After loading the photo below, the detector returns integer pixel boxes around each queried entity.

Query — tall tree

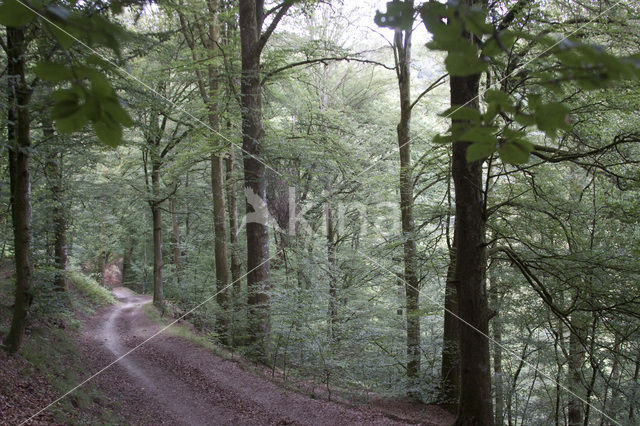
[446,0,493,421]
[238,0,294,359]
[3,25,35,354]
[392,0,421,396]
[178,0,231,344]
[142,83,189,308]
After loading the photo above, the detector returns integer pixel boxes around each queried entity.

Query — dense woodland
[2,0,640,424]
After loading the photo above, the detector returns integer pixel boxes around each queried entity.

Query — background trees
[2,1,640,424]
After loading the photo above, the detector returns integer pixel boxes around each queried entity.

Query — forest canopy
[2,0,640,425]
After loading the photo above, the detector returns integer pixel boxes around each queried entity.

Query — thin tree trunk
[490,282,504,426]
[629,348,640,422]
[4,26,34,353]
[212,151,230,344]
[100,251,106,287]
[169,194,181,284]
[393,4,421,394]
[122,240,133,288]
[208,0,231,345]
[442,162,459,407]
[239,0,272,360]
[43,120,67,291]
[151,160,163,308]
[553,314,564,426]
[326,201,338,339]
[442,240,460,404]
[568,314,585,426]
[226,150,242,292]
[449,2,493,419]
[184,171,190,265]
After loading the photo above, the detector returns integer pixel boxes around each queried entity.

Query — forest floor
[1,261,452,425]
[71,286,454,425]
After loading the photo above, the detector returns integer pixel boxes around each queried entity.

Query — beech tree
[3,24,34,354]
[238,0,295,359]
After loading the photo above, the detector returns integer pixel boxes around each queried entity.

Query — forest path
[80,287,442,425]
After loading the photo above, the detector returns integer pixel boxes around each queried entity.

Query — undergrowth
[68,270,117,307]
[0,265,122,424]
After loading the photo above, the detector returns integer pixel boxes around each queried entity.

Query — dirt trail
[79,287,451,425]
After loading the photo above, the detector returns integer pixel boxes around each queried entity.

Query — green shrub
[67,270,116,306]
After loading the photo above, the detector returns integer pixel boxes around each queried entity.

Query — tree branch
[261,56,394,85]
[257,0,295,55]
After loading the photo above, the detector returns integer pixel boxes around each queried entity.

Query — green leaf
[445,50,488,76]
[55,109,88,133]
[93,119,122,147]
[466,141,496,162]
[47,23,75,49]
[433,133,453,144]
[459,126,498,145]
[440,106,482,122]
[461,7,491,38]
[102,98,133,128]
[51,89,79,103]
[90,73,115,98]
[0,0,35,27]
[534,102,571,135]
[514,113,536,127]
[485,89,514,112]
[374,1,414,30]
[34,62,72,82]
[51,100,80,119]
[498,139,533,164]
[83,95,102,121]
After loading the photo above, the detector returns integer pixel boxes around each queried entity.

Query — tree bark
[629,348,640,422]
[151,160,163,308]
[490,281,504,426]
[394,11,421,394]
[326,201,338,339]
[442,239,460,405]
[226,151,243,292]
[208,0,231,346]
[4,26,34,354]
[43,120,67,291]
[169,194,181,284]
[568,314,585,426]
[99,251,107,286]
[122,240,134,288]
[449,5,493,419]
[212,151,230,344]
[239,0,273,360]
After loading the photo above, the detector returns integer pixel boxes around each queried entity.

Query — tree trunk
[122,240,133,288]
[629,348,640,422]
[490,282,504,426]
[212,152,230,345]
[4,26,34,354]
[43,120,67,291]
[442,239,460,405]
[169,194,181,284]
[568,315,585,426]
[208,0,231,346]
[394,13,421,394]
[226,151,243,291]
[450,24,493,423]
[442,164,459,407]
[151,160,163,308]
[326,201,338,339]
[99,251,107,286]
[239,0,272,360]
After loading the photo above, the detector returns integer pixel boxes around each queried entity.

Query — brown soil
[0,351,60,426]
[64,287,453,425]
